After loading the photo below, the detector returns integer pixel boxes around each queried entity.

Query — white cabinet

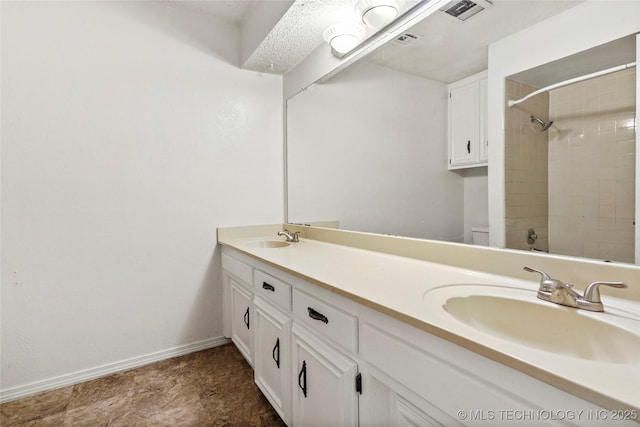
[222,252,254,366]
[448,70,488,169]
[359,369,462,427]
[394,395,447,427]
[291,325,359,427]
[221,247,628,427]
[479,76,488,163]
[292,288,357,354]
[254,269,292,311]
[224,250,360,427]
[230,279,253,365]
[254,297,292,424]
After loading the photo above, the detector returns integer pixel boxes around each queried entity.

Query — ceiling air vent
[440,0,492,21]
[393,33,420,46]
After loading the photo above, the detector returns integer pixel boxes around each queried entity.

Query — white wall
[1,1,283,399]
[488,0,640,249]
[462,168,489,244]
[287,60,464,241]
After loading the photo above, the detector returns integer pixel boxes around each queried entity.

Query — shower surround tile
[549,67,636,263]
[504,79,550,252]
[505,67,636,263]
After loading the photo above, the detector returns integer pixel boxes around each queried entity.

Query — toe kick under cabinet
[221,247,634,427]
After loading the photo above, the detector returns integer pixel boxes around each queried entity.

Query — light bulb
[362,5,398,27]
[323,22,366,54]
[355,0,405,28]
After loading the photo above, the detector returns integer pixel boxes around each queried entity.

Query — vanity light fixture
[323,0,408,56]
[323,21,367,54]
[323,0,446,58]
[355,0,405,28]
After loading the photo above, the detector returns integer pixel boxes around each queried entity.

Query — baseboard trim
[0,336,231,403]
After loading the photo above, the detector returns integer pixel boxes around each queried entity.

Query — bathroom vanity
[218,224,640,426]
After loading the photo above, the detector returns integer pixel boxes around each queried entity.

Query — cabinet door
[359,370,462,427]
[291,325,358,427]
[393,395,452,427]
[479,76,488,162]
[231,280,253,365]
[222,252,253,339]
[254,298,291,425]
[449,82,479,168]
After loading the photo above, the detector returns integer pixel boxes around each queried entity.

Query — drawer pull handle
[272,338,280,369]
[467,140,471,153]
[262,282,275,292]
[307,307,329,324]
[243,307,250,329]
[298,360,307,397]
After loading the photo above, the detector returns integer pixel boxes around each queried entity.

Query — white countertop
[218,226,640,413]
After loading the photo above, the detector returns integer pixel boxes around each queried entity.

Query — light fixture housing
[322,22,366,54]
[355,0,405,28]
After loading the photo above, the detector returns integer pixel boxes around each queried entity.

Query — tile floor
[1,343,286,426]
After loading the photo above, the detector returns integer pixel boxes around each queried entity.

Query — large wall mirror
[286,0,639,264]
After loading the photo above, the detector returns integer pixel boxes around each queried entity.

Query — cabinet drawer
[222,253,253,285]
[254,270,292,311]
[293,289,357,353]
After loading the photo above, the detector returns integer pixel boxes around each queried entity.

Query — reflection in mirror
[287,59,467,241]
[286,1,635,259]
[504,35,636,263]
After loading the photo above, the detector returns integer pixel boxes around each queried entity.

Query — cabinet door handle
[272,338,280,369]
[262,282,275,292]
[467,140,471,154]
[298,360,307,398]
[243,307,250,329]
[307,307,329,324]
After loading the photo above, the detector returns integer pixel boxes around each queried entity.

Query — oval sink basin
[244,240,291,248]
[425,285,640,364]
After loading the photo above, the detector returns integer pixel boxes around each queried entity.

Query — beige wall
[548,68,636,263]
[504,80,550,251]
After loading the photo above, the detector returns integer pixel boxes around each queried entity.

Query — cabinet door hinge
[355,373,362,394]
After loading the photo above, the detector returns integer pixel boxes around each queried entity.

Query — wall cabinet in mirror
[448,70,488,169]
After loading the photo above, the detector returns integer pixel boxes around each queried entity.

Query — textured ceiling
[167,0,361,74]
[242,0,359,74]
[166,0,586,81]
[366,0,585,84]
[168,0,421,75]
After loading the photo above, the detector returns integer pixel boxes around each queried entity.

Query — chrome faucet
[523,266,627,312]
[278,229,300,243]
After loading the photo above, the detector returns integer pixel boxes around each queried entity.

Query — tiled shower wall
[504,80,550,251]
[548,68,636,263]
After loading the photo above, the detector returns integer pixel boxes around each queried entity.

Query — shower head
[531,115,553,131]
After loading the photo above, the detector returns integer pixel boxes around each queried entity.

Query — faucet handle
[524,266,554,289]
[523,266,551,281]
[277,229,300,242]
[523,266,573,295]
[583,281,627,303]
